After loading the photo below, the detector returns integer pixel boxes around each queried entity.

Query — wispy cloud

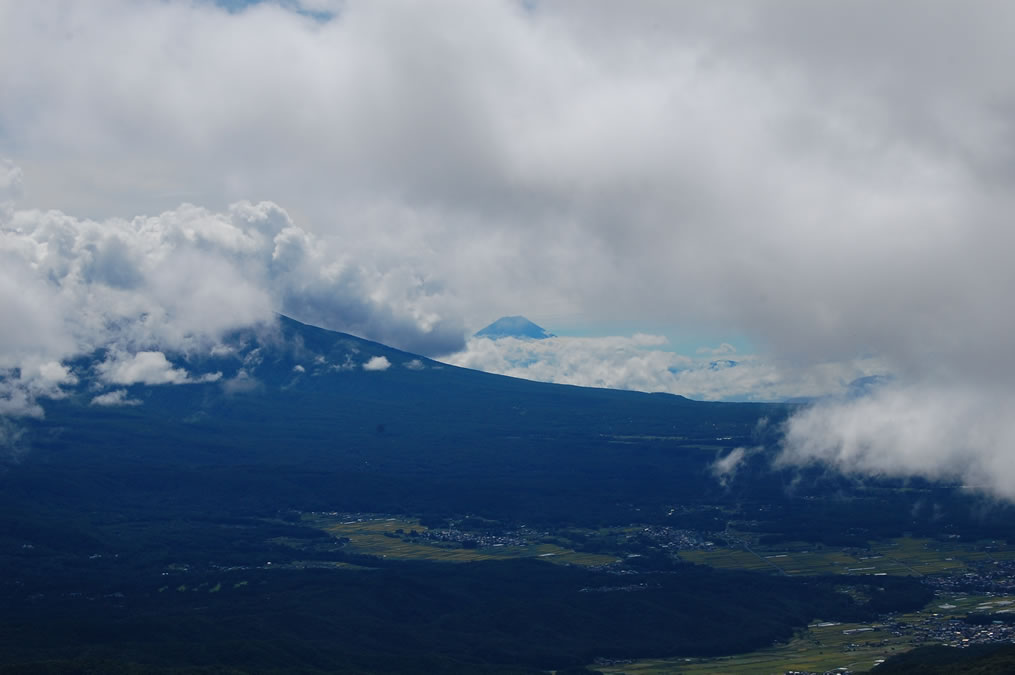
[0,417,29,462]
[91,389,142,407]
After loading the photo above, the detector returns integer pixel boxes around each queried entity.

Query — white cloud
[0,183,464,415]
[1,195,463,359]
[779,383,1015,500]
[289,0,344,15]
[96,350,220,386]
[38,361,78,386]
[0,159,22,213]
[221,368,261,395]
[1,2,1015,494]
[98,351,193,385]
[444,335,885,402]
[4,1,1008,363]
[711,447,760,488]
[0,382,44,419]
[3,2,1013,370]
[91,389,142,407]
[2,1,1008,381]
[0,417,28,461]
[362,355,391,372]
[0,357,81,418]
[697,343,737,356]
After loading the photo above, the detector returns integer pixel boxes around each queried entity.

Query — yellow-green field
[678,548,776,573]
[297,518,1015,674]
[597,536,1015,675]
[596,593,1015,675]
[595,619,907,675]
[680,537,1015,577]
[308,515,619,567]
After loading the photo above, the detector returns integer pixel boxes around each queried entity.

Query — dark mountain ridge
[8,314,779,525]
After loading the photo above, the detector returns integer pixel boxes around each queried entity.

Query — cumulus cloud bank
[0,180,461,417]
[446,335,885,402]
[779,384,1015,499]
[2,2,1015,495]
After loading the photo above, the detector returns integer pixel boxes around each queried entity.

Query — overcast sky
[3,1,1015,495]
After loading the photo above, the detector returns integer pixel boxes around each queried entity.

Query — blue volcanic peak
[474,316,555,340]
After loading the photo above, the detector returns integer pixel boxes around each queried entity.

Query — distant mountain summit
[474,316,555,340]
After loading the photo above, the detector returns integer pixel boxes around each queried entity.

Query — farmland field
[598,591,1015,675]
[680,537,1015,577]
[597,537,1015,674]
[309,514,620,566]
[596,618,913,675]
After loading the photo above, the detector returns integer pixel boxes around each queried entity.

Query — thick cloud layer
[0,188,461,416]
[780,384,1015,499]
[3,1,1011,371]
[2,2,1015,494]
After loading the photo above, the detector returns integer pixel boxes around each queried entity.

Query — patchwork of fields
[598,592,1015,675]
[680,537,1015,577]
[298,515,1015,673]
[310,515,619,567]
[603,538,1015,674]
